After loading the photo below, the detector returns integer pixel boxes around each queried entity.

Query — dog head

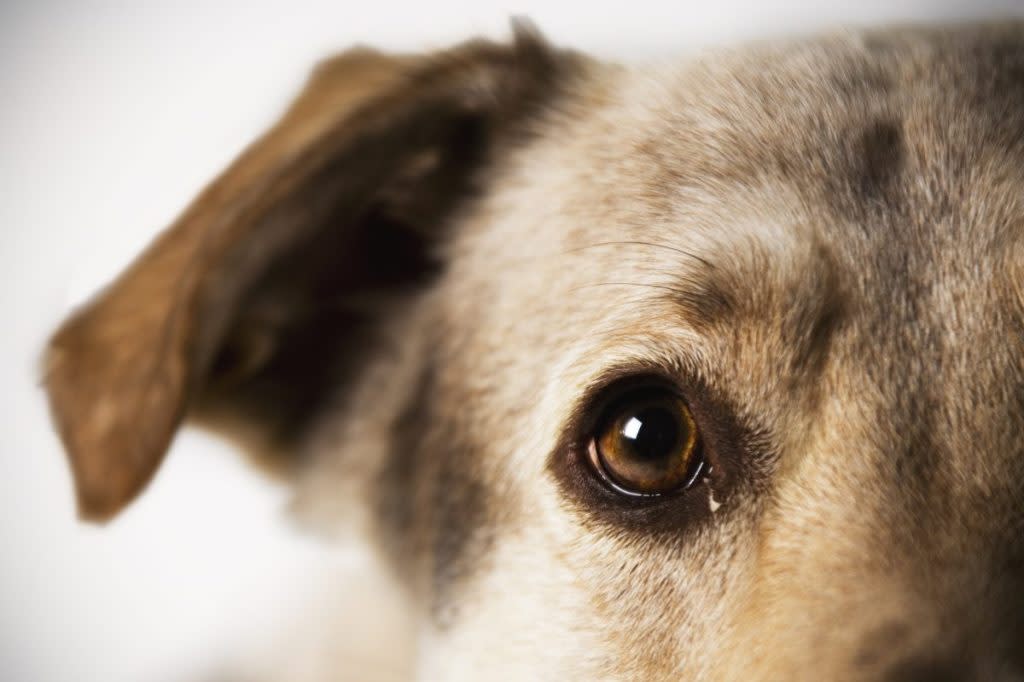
[43,21,1024,680]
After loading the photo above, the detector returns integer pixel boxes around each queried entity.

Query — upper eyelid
[559,329,710,392]
[562,360,706,443]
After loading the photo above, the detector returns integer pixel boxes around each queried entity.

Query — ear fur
[43,22,579,521]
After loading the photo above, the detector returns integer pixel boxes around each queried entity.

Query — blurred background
[2,1,1021,680]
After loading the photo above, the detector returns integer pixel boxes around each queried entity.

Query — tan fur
[43,21,1024,681]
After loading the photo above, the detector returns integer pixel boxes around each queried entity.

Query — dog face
[44,21,1024,681]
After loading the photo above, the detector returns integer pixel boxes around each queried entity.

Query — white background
[3,2,1021,680]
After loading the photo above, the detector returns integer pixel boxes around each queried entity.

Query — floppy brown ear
[43,23,579,522]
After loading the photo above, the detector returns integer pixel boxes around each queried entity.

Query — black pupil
[619,404,682,462]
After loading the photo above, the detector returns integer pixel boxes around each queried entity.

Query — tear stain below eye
[703,477,722,512]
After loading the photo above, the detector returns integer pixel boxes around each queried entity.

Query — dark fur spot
[785,244,848,382]
[856,120,904,200]
[377,352,497,627]
[820,118,906,227]
[670,263,739,329]
[854,620,912,669]
[430,449,492,626]
[376,364,434,556]
[883,656,969,682]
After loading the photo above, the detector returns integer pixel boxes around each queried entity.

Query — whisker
[564,240,714,269]
[569,281,700,298]
[568,280,731,321]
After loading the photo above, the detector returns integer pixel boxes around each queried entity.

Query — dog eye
[588,388,705,496]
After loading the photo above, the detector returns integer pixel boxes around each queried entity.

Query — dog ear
[43,23,578,522]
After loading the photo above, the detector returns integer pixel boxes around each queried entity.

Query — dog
[42,19,1024,681]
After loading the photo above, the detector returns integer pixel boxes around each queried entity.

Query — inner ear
[196,117,490,466]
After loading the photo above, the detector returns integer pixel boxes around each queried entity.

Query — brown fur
[43,20,1024,681]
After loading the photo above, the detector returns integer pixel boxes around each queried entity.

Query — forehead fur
[444,21,1024,451]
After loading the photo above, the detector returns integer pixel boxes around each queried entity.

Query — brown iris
[589,389,703,495]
